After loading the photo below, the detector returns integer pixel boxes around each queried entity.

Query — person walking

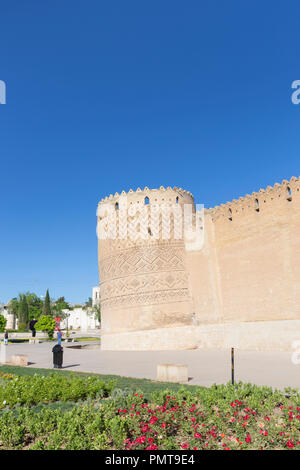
[29,318,37,337]
[56,329,62,346]
[4,330,8,345]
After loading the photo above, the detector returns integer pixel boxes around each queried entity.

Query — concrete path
[1,342,299,390]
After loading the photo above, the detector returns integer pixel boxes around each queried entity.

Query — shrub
[0,373,117,408]
[17,322,27,332]
[0,379,299,450]
[35,315,56,339]
[0,314,7,333]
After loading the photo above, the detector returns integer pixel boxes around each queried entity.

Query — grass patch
[75,338,99,342]
[0,364,202,398]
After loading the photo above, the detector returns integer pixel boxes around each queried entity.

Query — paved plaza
[1,341,300,390]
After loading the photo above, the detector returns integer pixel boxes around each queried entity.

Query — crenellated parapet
[98,176,300,351]
[207,176,300,223]
[97,186,197,255]
[98,186,194,207]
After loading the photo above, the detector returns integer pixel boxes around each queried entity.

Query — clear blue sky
[1,1,299,304]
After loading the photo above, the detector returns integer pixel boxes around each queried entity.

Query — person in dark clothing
[4,330,8,345]
[29,319,38,337]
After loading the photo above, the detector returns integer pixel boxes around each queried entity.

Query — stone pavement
[1,341,299,390]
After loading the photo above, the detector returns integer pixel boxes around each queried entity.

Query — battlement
[98,175,300,351]
[207,176,300,222]
[98,186,194,207]
[97,176,300,229]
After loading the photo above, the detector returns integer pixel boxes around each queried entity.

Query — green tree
[84,300,101,324]
[7,294,43,326]
[0,314,7,332]
[93,303,101,324]
[7,298,19,317]
[85,297,93,308]
[42,289,51,316]
[52,297,73,325]
[25,292,43,321]
[17,295,29,330]
[35,315,56,339]
[53,297,71,314]
[55,297,70,308]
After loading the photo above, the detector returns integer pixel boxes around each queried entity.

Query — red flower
[149,416,158,425]
[194,433,202,438]
[287,441,294,448]
[245,434,251,444]
[181,443,189,449]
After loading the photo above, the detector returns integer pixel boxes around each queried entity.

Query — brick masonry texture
[97,179,300,351]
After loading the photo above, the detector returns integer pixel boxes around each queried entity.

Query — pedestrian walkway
[1,342,299,390]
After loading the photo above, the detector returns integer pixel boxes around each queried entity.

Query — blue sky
[1,1,300,304]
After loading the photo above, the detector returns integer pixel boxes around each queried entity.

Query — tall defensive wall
[97,178,300,351]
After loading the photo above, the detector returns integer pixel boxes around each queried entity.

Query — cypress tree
[43,289,52,316]
[18,295,29,327]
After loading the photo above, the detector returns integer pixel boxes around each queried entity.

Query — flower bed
[119,389,300,450]
[0,380,299,450]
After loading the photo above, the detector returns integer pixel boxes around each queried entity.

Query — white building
[92,286,100,306]
[60,307,99,331]
[60,287,100,331]
[0,305,16,330]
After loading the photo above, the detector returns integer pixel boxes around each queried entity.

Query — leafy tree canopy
[8,293,43,324]
[35,315,56,339]
[6,291,74,324]
[84,297,93,309]
[0,314,7,332]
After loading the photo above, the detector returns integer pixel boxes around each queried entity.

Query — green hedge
[0,377,299,450]
[0,372,116,408]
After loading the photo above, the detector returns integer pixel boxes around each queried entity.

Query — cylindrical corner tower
[97,186,195,350]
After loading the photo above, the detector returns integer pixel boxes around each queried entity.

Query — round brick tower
[97,186,195,350]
